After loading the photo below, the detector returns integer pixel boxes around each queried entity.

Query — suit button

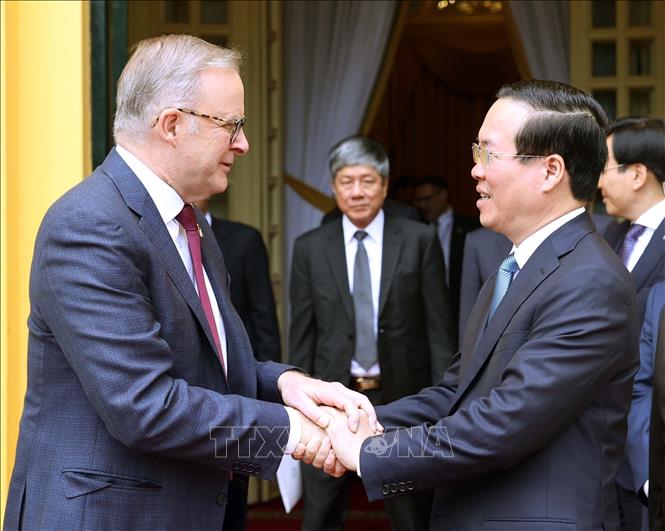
[398,481,406,492]
[382,484,390,495]
[379,328,385,334]
[406,481,415,491]
[348,333,353,340]
[216,493,227,506]
[390,484,398,493]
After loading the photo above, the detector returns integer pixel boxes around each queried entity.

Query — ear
[153,109,181,146]
[541,154,565,193]
[631,163,649,191]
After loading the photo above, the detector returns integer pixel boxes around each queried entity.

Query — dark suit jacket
[458,227,512,343]
[446,213,480,345]
[321,198,420,225]
[4,149,293,531]
[289,215,455,402]
[649,303,665,530]
[209,217,281,363]
[627,282,665,498]
[360,213,639,530]
[606,217,665,490]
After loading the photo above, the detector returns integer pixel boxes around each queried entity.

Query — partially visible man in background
[413,175,479,340]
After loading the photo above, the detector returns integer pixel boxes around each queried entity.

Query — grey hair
[328,136,390,180]
[113,34,242,141]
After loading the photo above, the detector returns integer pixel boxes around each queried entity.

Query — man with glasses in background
[4,34,379,531]
[324,80,639,531]
[600,117,665,531]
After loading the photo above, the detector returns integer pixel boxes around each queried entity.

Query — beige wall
[1,0,90,520]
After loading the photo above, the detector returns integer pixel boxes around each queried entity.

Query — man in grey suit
[326,80,639,530]
[4,34,377,531]
[290,136,455,531]
[601,117,665,531]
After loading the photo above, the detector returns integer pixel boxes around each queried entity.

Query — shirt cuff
[283,406,302,455]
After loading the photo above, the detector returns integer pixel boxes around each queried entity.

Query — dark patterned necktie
[618,223,647,266]
[176,204,226,375]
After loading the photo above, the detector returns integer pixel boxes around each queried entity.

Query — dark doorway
[369,1,522,218]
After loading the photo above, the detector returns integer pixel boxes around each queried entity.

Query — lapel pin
[197,224,204,238]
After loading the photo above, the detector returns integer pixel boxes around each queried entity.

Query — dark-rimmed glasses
[472,143,545,167]
[151,108,246,144]
[178,108,245,143]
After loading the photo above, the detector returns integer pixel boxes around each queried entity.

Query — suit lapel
[631,218,665,291]
[379,217,404,316]
[200,213,253,395]
[452,214,595,407]
[325,222,354,321]
[102,150,229,388]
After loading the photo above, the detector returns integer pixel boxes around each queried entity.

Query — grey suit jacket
[289,215,455,402]
[4,149,293,530]
[360,213,639,530]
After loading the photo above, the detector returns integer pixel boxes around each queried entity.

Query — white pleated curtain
[283,0,397,334]
[509,0,570,83]
[282,1,570,338]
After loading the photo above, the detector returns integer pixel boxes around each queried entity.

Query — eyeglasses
[151,108,246,144]
[178,108,246,143]
[472,143,544,167]
[601,164,627,174]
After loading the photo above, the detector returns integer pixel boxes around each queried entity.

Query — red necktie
[176,204,226,375]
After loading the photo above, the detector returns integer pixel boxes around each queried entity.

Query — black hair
[607,117,665,183]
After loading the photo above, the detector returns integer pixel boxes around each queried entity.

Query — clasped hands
[277,371,382,477]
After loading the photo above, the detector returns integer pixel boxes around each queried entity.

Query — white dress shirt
[343,210,384,378]
[625,198,665,272]
[115,145,300,452]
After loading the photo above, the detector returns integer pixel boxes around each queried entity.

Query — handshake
[277,370,384,477]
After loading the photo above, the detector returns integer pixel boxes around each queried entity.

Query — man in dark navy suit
[326,80,639,531]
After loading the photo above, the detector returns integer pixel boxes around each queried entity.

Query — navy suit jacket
[4,149,293,530]
[649,303,665,529]
[209,217,281,363]
[606,217,665,490]
[627,282,665,493]
[360,213,639,531]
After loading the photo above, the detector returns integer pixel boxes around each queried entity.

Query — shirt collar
[633,198,665,231]
[512,207,585,269]
[342,209,385,245]
[115,144,185,224]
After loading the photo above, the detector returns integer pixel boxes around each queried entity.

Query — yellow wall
[1,0,90,520]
